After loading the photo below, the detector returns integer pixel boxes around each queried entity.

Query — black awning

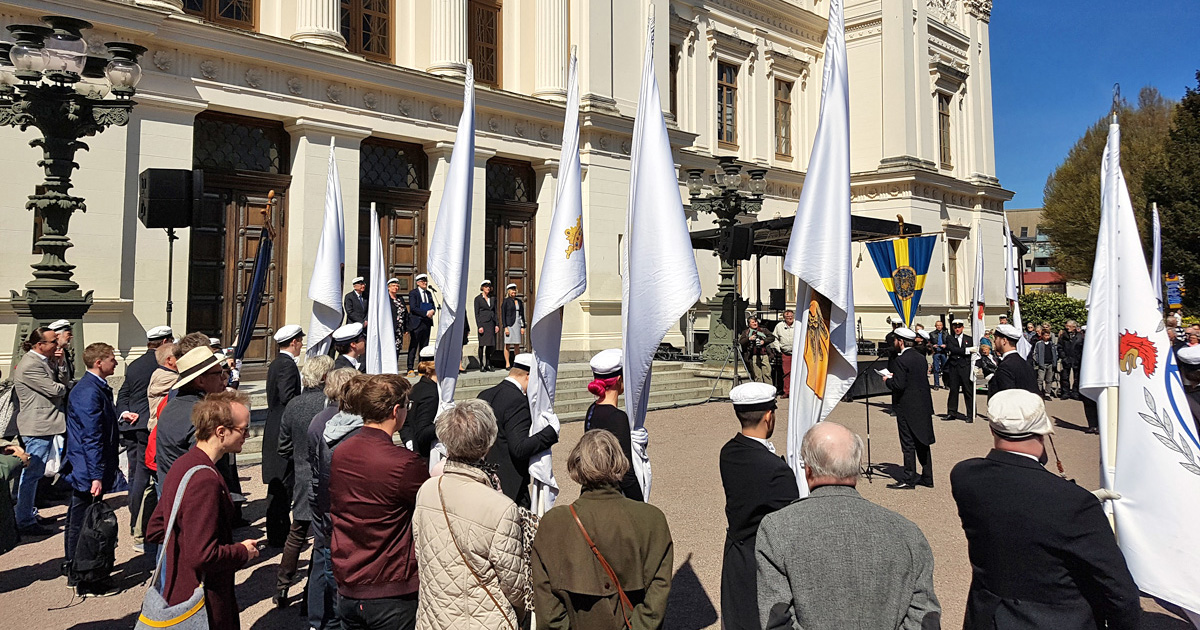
[690,215,922,258]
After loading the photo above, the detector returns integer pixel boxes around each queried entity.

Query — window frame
[340,0,392,63]
[468,0,502,88]
[668,43,680,119]
[183,0,256,30]
[717,61,739,149]
[937,91,953,170]
[774,78,794,159]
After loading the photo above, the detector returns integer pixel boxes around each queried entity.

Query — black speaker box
[769,288,786,311]
[719,225,754,261]
[138,169,203,229]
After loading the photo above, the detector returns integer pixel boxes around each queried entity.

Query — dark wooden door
[484,209,536,351]
[356,191,430,294]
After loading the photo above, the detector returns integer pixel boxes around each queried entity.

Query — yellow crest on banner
[804,292,833,398]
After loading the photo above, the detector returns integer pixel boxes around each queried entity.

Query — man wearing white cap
[264,324,305,547]
[343,277,368,325]
[719,382,798,630]
[1176,345,1200,436]
[951,390,1140,629]
[988,325,1039,399]
[48,319,76,386]
[115,325,172,546]
[945,319,976,422]
[332,323,367,373]
[406,274,436,374]
[882,327,935,490]
[478,353,559,509]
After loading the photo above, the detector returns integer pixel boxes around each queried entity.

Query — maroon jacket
[146,446,250,629]
[330,426,429,599]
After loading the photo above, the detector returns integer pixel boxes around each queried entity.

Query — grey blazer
[757,485,941,630]
[12,351,67,437]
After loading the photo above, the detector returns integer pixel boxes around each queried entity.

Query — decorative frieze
[966,0,992,22]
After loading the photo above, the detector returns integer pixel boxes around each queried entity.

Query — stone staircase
[234,360,726,463]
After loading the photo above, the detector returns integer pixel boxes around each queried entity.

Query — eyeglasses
[224,425,248,437]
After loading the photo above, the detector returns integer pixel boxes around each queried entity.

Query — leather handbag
[570,504,634,629]
[135,465,215,629]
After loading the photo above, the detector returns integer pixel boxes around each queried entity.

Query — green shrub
[1018,292,1089,332]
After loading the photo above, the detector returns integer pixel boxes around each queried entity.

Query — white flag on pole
[365,202,398,375]
[783,0,857,496]
[1095,118,1200,624]
[307,138,345,357]
[428,63,476,410]
[1003,213,1031,358]
[1152,202,1163,312]
[621,14,702,501]
[527,49,585,513]
[970,223,985,383]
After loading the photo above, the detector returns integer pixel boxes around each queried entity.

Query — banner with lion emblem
[865,235,937,328]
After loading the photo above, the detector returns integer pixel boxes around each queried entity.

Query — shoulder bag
[570,504,634,630]
[135,465,217,630]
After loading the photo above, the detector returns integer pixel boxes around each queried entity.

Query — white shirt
[280,348,300,364]
[1001,350,1019,360]
[27,349,49,364]
[773,321,795,352]
[1005,450,1041,463]
[344,355,360,369]
[744,434,776,454]
[505,375,527,394]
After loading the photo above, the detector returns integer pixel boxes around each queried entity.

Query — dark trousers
[1062,362,1081,396]
[945,364,975,420]
[277,518,311,589]
[120,430,151,533]
[406,326,431,371]
[897,418,932,484]
[64,489,96,564]
[337,593,418,630]
[477,343,494,370]
[931,353,947,388]
[309,526,340,629]
[1083,396,1099,429]
[265,478,292,547]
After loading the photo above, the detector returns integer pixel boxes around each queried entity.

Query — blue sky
[990,0,1199,209]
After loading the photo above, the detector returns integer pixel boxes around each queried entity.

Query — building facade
[1007,207,1089,299]
[0,0,1011,370]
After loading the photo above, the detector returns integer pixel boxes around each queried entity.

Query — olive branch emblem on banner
[1139,387,1200,477]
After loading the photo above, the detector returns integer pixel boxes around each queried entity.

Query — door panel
[231,193,283,365]
[186,191,230,340]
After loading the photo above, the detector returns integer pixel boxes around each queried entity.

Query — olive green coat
[532,485,673,630]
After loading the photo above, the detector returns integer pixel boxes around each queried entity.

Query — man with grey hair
[756,422,940,630]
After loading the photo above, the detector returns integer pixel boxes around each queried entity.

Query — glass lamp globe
[9,42,47,72]
[44,31,87,75]
[105,57,141,89]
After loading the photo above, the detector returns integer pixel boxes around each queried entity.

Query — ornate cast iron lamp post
[687,156,767,367]
[0,16,144,369]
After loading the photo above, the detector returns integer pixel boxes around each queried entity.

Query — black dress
[584,403,644,501]
[474,294,498,347]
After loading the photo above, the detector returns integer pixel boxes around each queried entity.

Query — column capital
[422,142,496,163]
[284,117,373,142]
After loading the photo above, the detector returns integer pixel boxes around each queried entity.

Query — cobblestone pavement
[0,388,1192,629]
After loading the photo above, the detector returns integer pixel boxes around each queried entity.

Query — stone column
[429,0,468,77]
[533,0,569,101]
[292,0,347,50]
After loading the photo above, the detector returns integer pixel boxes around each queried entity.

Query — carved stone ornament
[967,0,992,21]
[430,104,444,122]
[621,139,630,154]
[398,98,411,116]
[327,83,344,104]
[514,121,526,138]
[244,68,264,89]
[539,126,549,141]
[488,116,499,132]
[287,76,303,95]
[927,0,957,24]
[598,136,608,150]
[363,92,379,110]
[198,60,219,80]
[152,50,172,72]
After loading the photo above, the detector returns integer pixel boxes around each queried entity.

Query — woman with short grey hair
[532,430,674,629]
[413,398,529,629]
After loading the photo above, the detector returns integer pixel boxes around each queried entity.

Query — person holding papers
[881,327,935,490]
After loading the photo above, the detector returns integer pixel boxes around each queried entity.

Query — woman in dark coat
[474,280,499,372]
[146,391,260,629]
[408,346,441,459]
[501,283,526,369]
[583,349,643,501]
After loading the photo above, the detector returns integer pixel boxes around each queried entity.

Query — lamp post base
[9,288,92,377]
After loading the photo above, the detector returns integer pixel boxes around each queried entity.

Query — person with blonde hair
[408,345,440,458]
[532,430,673,629]
[413,399,528,629]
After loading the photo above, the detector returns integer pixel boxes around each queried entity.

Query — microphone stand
[854,351,892,483]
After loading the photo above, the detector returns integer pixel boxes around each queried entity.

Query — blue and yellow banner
[865,235,937,328]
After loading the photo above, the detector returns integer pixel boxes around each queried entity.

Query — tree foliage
[1019,291,1088,332]
[1144,72,1200,312]
[1040,87,1174,282]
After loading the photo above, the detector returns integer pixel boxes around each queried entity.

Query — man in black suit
[331,323,367,373]
[407,273,436,375]
[1057,320,1084,399]
[951,389,1140,630]
[945,319,976,422]
[719,382,799,630]
[343,277,368,324]
[114,325,172,547]
[478,353,559,509]
[882,327,935,490]
[264,324,304,547]
[989,324,1039,399]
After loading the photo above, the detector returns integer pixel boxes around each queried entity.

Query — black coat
[343,290,368,324]
[951,450,1140,630]
[264,354,301,484]
[946,332,974,369]
[277,388,327,522]
[115,349,158,433]
[988,351,1040,399]
[407,287,435,332]
[1058,331,1084,365]
[408,376,440,459]
[474,294,499,347]
[719,433,799,630]
[479,379,558,509]
[501,296,525,328]
[885,348,935,445]
[333,354,365,373]
[584,403,643,501]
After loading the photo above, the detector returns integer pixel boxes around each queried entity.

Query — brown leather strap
[570,504,633,629]
[439,476,517,630]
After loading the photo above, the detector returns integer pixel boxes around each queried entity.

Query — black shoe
[940,414,955,421]
[917,479,935,488]
[273,586,290,608]
[76,581,120,598]
[886,481,916,490]
[1086,427,1100,435]
[964,418,974,424]
[18,523,52,537]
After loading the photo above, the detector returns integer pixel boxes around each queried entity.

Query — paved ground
[0,387,1193,629]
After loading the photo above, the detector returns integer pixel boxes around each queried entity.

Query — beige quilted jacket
[414,461,528,630]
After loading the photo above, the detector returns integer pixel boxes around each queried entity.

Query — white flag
[307,138,345,357]
[365,203,398,375]
[428,63,476,409]
[1003,213,1031,358]
[527,49,585,513]
[1096,119,1200,623]
[621,15,702,501]
[783,0,857,496]
[970,223,985,382]
[1152,202,1162,312]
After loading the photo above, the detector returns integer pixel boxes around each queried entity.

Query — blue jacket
[407,287,435,331]
[64,372,120,493]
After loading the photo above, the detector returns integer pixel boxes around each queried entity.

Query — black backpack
[72,500,118,583]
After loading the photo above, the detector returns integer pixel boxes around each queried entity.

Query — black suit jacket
[343,290,368,324]
[264,354,301,484]
[407,287,435,332]
[988,351,1040,399]
[885,348,935,445]
[115,350,158,433]
[479,379,558,509]
[946,332,974,369]
[951,450,1140,630]
[719,433,799,630]
[333,354,365,373]
[407,376,440,459]
[1058,331,1084,365]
